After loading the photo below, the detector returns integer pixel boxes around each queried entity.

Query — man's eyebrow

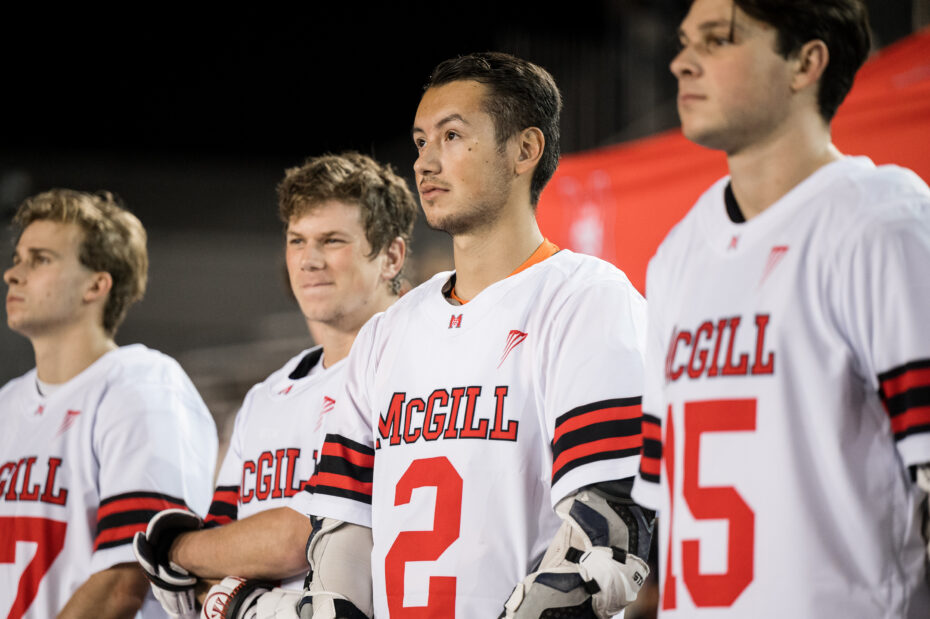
[412,113,469,136]
[678,19,742,39]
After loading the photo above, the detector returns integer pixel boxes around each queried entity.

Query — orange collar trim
[449,239,559,305]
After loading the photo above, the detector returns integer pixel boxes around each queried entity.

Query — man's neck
[307,290,397,368]
[450,203,544,302]
[31,324,116,384]
[727,114,842,220]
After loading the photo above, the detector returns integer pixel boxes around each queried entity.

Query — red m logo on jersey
[449,314,463,329]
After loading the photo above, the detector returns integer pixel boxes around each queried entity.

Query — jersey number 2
[663,398,756,609]
[0,516,67,619]
[385,456,463,618]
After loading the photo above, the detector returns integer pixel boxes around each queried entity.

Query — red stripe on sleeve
[552,435,643,479]
[96,497,186,521]
[642,419,661,441]
[93,523,146,550]
[882,367,930,400]
[639,456,661,476]
[204,515,234,526]
[890,405,930,435]
[314,472,372,497]
[553,404,643,444]
[320,442,375,469]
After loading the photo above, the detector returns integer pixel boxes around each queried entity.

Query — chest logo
[728,235,739,251]
[759,245,789,287]
[315,396,336,431]
[449,314,463,329]
[498,330,528,368]
[56,409,81,437]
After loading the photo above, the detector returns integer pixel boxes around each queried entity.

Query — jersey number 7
[1,516,68,619]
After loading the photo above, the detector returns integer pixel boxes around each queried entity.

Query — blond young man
[1,190,216,618]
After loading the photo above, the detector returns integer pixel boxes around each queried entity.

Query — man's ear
[83,271,113,304]
[791,39,829,93]
[514,127,545,177]
[381,237,406,283]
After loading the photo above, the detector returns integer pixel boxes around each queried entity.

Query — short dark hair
[734,0,871,122]
[13,189,148,336]
[426,52,563,206]
[276,152,418,294]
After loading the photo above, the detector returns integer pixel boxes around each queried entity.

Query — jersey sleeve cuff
[897,433,930,469]
[299,493,373,528]
[550,457,641,506]
[631,475,661,511]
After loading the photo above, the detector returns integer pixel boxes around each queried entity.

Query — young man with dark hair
[132,153,416,619]
[632,1,930,617]
[284,52,653,619]
[1,189,216,618]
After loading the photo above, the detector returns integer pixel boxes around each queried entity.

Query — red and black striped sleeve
[638,412,662,485]
[551,397,643,486]
[878,358,930,442]
[95,491,189,551]
[311,434,374,505]
[204,485,239,528]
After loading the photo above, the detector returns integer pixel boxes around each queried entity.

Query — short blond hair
[13,189,148,336]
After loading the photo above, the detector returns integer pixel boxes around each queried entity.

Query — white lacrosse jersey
[0,344,217,619]
[300,248,647,617]
[632,157,930,618]
[206,347,343,590]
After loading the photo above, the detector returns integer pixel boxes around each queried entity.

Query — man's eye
[446,131,459,140]
[288,238,304,246]
[414,138,426,149]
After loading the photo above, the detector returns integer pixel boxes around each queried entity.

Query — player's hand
[132,508,204,619]
[200,577,305,619]
[500,548,649,619]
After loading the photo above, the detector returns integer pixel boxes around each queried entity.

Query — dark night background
[1,0,925,424]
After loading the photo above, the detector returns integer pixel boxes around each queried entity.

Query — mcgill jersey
[0,344,216,619]
[296,248,647,618]
[206,347,342,590]
[632,157,930,618]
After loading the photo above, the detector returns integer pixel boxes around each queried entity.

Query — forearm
[171,507,312,580]
[58,563,149,619]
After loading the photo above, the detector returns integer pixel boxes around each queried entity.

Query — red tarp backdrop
[537,28,930,293]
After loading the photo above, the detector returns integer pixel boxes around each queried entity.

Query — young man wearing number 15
[632,1,930,617]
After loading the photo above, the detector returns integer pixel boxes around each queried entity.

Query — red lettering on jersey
[687,322,714,379]
[255,452,274,500]
[669,314,775,382]
[667,331,692,382]
[271,449,286,499]
[403,398,425,444]
[0,462,14,497]
[751,314,775,375]
[241,462,256,503]
[18,457,41,501]
[444,388,465,439]
[423,390,449,441]
[40,458,68,506]
[283,448,303,498]
[489,386,518,441]
[707,318,728,377]
[458,386,489,439]
[449,314,462,329]
[721,317,749,376]
[379,393,406,446]
[4,460,22,501]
